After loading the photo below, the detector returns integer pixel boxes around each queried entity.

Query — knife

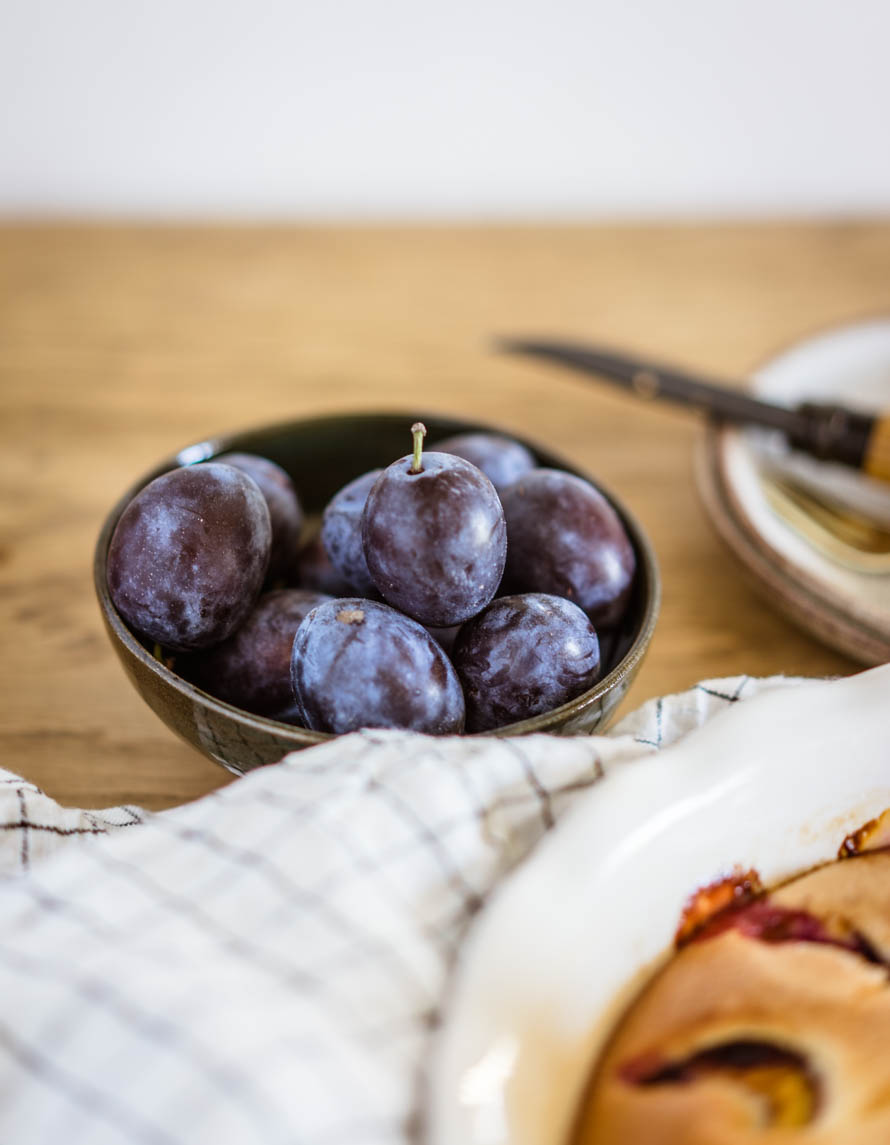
[500,337,890,484]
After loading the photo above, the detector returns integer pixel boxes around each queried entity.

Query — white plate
[709,318,890,653]
[427,663,890,1145]
[738,317,890,528]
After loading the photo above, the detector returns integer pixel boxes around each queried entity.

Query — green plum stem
[410,421,427,473]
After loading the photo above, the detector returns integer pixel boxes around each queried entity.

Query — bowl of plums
[94,413,659,773]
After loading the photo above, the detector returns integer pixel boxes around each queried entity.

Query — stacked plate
[695,317,890,664]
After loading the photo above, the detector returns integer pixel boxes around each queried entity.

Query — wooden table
[2,224,887,810]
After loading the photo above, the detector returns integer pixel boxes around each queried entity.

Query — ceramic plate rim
[703,316,890,657]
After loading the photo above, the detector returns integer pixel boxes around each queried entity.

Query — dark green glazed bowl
[94,413,660,774]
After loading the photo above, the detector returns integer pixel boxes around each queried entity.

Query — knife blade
[499,337,890,483]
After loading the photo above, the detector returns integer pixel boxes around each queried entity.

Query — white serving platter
[427,663,890,1145]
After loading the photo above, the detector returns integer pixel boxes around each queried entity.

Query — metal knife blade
[498,337,810,437]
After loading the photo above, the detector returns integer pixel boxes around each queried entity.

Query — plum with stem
[362,423,507,627]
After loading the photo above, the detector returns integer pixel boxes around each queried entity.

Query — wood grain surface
[2,223,888,810]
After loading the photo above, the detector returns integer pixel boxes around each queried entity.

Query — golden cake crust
[573,851,890,1145]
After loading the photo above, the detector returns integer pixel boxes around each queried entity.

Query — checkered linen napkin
[0,675,802,1145]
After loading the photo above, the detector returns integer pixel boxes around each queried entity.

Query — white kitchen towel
[0,674,805,1145]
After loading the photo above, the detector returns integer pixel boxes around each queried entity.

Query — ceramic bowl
[427,662,890,1145]
[94,412,660,774]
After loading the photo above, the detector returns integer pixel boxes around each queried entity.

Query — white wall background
[2,0,889,217]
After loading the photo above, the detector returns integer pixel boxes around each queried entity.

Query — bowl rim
[94,410,661,746]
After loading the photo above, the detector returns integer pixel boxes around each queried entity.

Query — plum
[291,598,465,735]
[320,469,382,597]
[188,589,330,721]
[216,452,303,584]
[452,593,601,731]
[499,468,636,627]
[432,431,536,490]
[107,463,271,650]
[362,424,507,627]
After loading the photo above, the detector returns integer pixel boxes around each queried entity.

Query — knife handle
[864,416,890,482]
[792,403,890,483]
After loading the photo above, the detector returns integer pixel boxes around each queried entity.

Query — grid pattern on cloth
[0,675,800,1145]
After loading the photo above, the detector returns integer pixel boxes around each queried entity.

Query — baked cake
[573,844,890,1143]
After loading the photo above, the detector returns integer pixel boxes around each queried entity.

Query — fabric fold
[0,675,801,1144]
